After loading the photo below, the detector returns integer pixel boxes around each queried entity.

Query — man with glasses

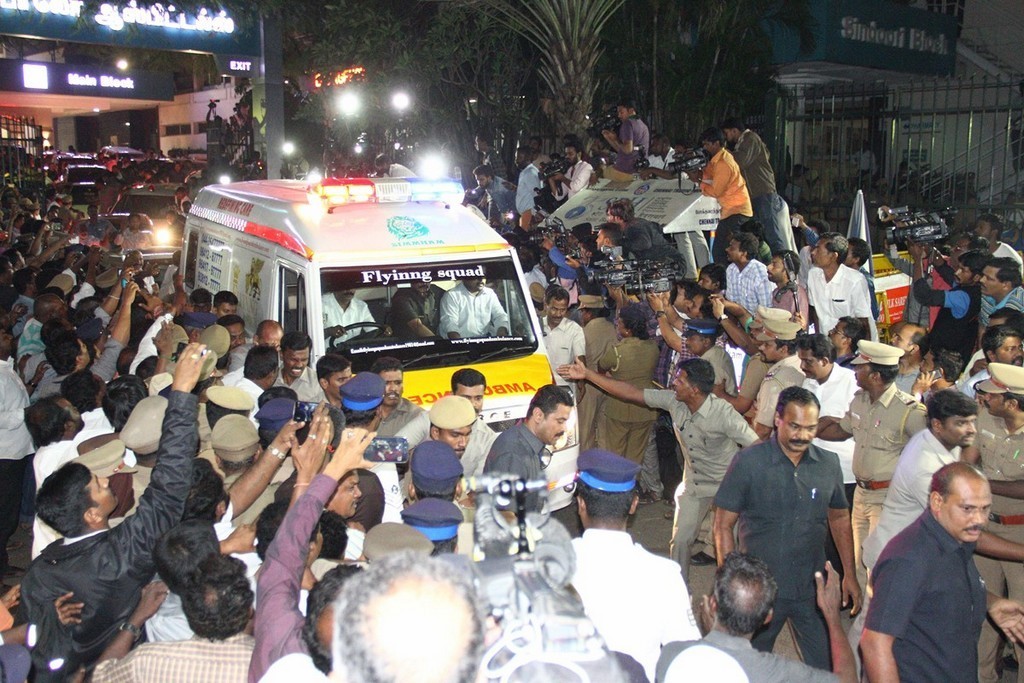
[960,325,1024,400]
[559,357,756,580]
[828,317,868,369]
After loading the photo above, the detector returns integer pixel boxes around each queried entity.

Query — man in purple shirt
[249,409,375,682]
[603,99,649,181]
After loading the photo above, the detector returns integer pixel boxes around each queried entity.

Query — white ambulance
[182,176,578,509]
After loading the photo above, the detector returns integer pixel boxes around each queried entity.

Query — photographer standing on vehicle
[472,165,516,230]
[515,147,545,230]
[547,136,593,202]
[720,118,793,255]
[602,99,650,182]
[687,128,753,265]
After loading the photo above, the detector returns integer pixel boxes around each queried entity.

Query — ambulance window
[280,266,307,334]
[183,230,199,287]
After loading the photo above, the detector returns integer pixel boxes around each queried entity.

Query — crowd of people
[1,106,1024,683]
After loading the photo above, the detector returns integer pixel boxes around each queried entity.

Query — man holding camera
[602,99,649,182]
[515,147,545,230]
[547,136,593,202]
[687,128,753,265]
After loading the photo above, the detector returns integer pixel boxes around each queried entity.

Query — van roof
[189,178,510,262]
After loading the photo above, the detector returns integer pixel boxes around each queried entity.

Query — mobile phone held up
[363,436,410,463]
[293,401,319,423]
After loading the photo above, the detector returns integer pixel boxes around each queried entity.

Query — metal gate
[772,78,1024,241]
[0,114,45,191]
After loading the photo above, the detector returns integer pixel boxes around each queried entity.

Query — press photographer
[602,198,686,272]
[546,136,593,202]
[601,99,650,182]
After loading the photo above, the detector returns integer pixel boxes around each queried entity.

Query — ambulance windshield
[318,257,539,367]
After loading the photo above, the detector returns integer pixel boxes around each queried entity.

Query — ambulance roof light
[308,177,378,209]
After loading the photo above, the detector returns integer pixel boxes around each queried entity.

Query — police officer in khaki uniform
[817,339,927,587]
[598,305,660,465]
[752,317,806,439]
[972,363,1024,683]
[715,305,792,416]
[212,414,277,527]
[578,295,617,450]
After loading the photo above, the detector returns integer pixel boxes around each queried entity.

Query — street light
[116,59,128,70]
[391,91,410,113]
[337,91,361,117]
[354,143,364,155]
[282,141,295,156]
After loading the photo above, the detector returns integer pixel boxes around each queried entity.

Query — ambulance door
[278,263,308,334]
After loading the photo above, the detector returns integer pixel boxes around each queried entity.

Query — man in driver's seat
[389,281,443,339]
[323,288,375,343]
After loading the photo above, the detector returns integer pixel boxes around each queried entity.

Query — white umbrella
[847,189,874,278]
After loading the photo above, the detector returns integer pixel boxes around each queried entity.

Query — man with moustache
[274,332,324,403]
[970,363,1024,683]
[714,387,860,670]
[816,340,927,589]
[484,384,573,511]
[371,356,425,437]
[861,462,1024,682]
[961,325,1024,400]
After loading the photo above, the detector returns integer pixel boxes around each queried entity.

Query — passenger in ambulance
[323,289,376,343]
[388,281,444,339]
[439,277,510,339]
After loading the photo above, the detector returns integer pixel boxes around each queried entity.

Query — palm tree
[462,0,625,139]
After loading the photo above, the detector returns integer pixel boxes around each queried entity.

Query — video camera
[667,148,709,175]
[526,217,574,254]
[586,108,620,139]
[539,154,572,180]
[469,475,617,679]
[878,205,953,245]
[592,258,683,295]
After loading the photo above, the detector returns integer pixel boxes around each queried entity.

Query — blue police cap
[76,316,105,343]
[254,397,296,432]
[576,449,639,493]
[340,372,385,411]
[411,440,464,491]
[684,318,721,337]
[180,311,219,330]
[400,498,462,542]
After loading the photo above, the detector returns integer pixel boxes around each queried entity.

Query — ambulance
[181,176,578,509]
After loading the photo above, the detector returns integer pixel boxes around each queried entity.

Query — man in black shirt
[714,386,859,670]
[862,462,1024,682]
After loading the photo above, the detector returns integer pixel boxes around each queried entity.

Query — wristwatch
[119,622,142,640]
[655,311,666,319]
[269,445,286,460]
[718,313,729,321]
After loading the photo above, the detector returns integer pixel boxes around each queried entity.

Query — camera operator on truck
[472,164,516,231]
[687,127,753,265]
[604,198,686,271]
[547,136,593,202]
[602,99,650,182]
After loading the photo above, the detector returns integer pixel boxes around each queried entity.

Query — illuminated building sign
[0,0,259,56]
[0,59,174,100]
[312,66,366,90]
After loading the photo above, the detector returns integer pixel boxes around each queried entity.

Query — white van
[182,176,579,509]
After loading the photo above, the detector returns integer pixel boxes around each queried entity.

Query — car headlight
[154,228,172,244]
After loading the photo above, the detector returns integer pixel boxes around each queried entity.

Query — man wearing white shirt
[547,137,593,202]
[439,277,509,339]
[0,327,33,577]
[322,289,375,343]
[224,346,279,420]
[798,334,858,487]
[515,147,545,229]
[976,213,1024,274]
[807,232,877,341]
[540,285,585,387]
[25,396,86,557]
[570,449,700,681]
